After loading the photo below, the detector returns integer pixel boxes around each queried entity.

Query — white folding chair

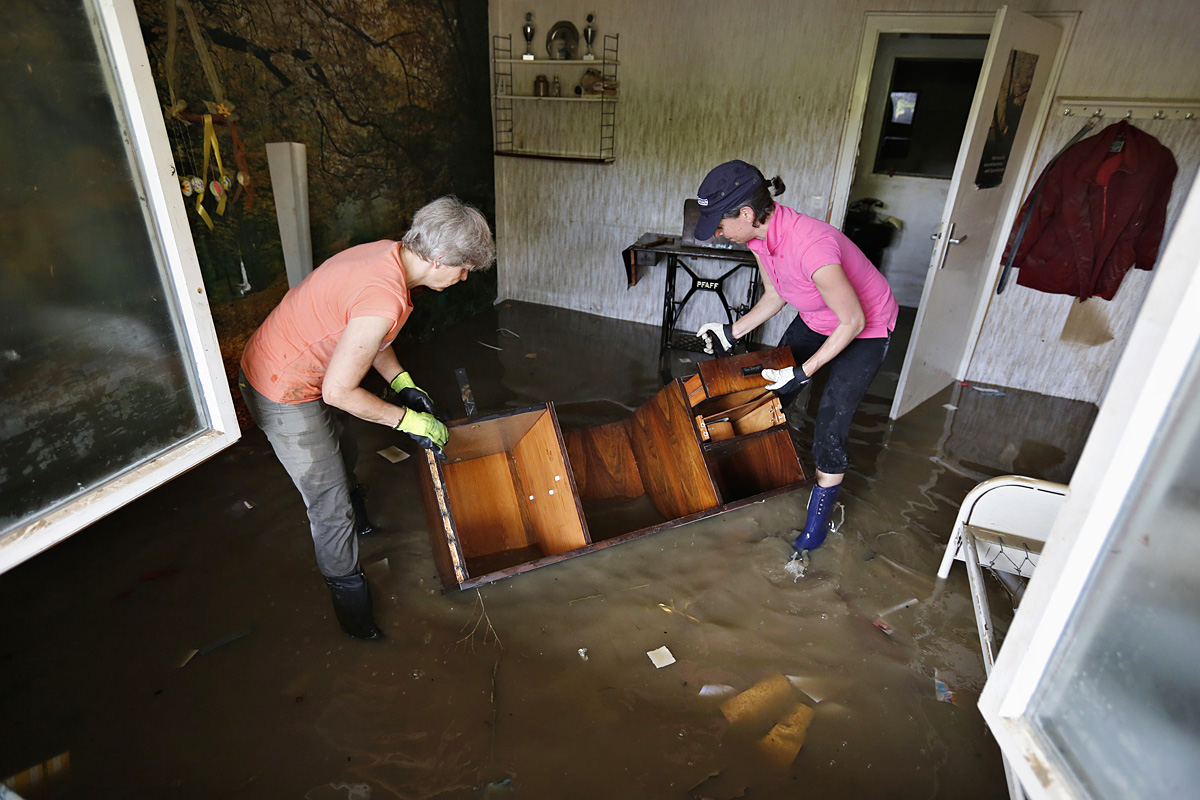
[939,475,1067,800]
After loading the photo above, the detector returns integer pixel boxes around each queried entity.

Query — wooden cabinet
[491,34,619,163]
[416,348,808,590]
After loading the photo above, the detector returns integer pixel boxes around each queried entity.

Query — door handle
[932,222,961,270]
[931,232,968,245]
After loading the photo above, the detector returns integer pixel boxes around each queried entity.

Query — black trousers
[777,316,890,475]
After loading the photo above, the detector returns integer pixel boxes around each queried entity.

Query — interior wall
[851,35,988,308]
[966,118,1200,403]
[490,0,1200,364]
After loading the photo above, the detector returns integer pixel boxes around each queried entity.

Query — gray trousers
[238,371,360,578]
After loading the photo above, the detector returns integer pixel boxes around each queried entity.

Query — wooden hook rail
[1057,97,1200,122]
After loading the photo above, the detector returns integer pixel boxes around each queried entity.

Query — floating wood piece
[416,347,808,590]
[720,673,797,732]
[757,703,816,770]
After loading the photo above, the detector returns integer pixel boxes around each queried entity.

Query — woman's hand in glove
[762,366,811,393]
[390,371,436,415]
[395,408,449,459]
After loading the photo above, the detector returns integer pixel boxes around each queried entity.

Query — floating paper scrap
[377,446,409,463]
[785,675,826,704]
[699,684,735,698]
[647,646,676,668]
[942,403,958,410]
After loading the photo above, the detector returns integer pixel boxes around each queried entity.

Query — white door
[0,0,240,573]
[889,7,1067,419]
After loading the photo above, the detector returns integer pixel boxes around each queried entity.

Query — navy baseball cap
[693,160,766,241]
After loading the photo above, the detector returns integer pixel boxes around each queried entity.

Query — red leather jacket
[1008,120,1177,300]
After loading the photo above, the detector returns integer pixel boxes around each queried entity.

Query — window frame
[0,0,240,574]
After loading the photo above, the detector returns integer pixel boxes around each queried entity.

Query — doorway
[846,34,987,308]
[829,10,1073,420]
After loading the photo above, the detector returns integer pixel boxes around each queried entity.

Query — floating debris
[658,602,699,623]
[477,341,503,351]
[647,646,676,668]
[577,648,589,661]
[377,446,409,463]
[784,550,808,581]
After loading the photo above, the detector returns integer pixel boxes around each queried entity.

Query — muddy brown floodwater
[0,301,1096,799]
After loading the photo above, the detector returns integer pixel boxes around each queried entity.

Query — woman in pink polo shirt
[694,160,898,552]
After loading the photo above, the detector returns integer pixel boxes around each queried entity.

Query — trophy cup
[582,14,596,60]
[522,13,535,60]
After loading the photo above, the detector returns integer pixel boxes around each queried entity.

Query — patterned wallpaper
[490,0,1200,401]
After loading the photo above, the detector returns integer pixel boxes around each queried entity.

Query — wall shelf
[496,58,620,66]
[494,149,614,164]
[496,94,618,103]
[492,33,619,162]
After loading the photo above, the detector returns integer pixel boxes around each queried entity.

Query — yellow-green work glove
[389,371,436,415]
[395,408,448,458]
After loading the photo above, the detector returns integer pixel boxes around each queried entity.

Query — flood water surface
[0,302,1096,799]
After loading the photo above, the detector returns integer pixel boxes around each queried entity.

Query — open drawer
[694,389,786,442]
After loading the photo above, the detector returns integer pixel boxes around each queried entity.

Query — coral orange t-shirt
[241,241,412,404]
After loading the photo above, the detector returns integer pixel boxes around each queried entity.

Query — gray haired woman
[239,196,494,639]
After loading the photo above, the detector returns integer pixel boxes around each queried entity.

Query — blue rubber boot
[794,483,842,551]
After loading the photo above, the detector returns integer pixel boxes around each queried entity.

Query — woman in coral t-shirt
[693,161,898,552]
[239,197,494,639]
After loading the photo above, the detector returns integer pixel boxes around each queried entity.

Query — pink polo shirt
[748,204,898,338]
[241,240,412,404]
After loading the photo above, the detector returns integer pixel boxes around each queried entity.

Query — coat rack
[1058,97,1199,122]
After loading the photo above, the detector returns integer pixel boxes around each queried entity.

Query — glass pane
[0,0,206,533]
[1029,344,1200,798]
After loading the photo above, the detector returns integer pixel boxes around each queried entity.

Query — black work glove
[389,371,436,415]
[395,408,448,462]
[697,322,737,356]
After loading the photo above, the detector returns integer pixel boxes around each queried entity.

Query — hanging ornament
[180,177,194,196]
[220,174,232,192]
[189,176,204,195]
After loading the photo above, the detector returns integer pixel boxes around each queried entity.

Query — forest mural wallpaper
[133,0,495,424]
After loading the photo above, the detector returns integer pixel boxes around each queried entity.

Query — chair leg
[937,524,964,580]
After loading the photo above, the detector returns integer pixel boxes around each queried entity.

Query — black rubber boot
[324,568,384,640]
[349,484,375,536]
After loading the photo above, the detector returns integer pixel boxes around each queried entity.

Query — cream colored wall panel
[967,115,1200,403]
[492,0,1199,383]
